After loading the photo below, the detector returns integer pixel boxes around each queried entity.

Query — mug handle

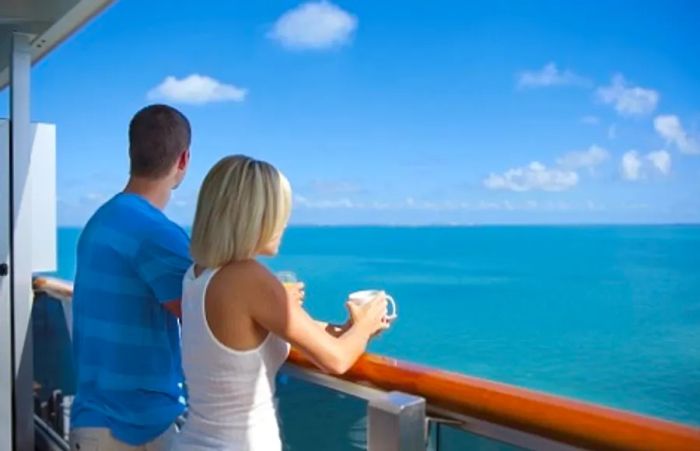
[385,294,397,320]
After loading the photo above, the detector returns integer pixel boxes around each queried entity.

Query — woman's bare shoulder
[218,259,273,281]
[211,260,284,302]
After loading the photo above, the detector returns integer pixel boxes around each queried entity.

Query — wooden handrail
[288,350,700,450]
[33,277,700,450]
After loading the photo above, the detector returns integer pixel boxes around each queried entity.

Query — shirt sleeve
[135,223,192,304]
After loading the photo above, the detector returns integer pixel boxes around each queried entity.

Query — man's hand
[163,299,182,319]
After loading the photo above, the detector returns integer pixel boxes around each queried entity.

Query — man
[70,104,192,450]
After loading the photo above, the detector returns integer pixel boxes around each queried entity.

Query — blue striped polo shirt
[71,193,191,445]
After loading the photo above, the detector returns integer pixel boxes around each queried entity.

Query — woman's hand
[345,292,390,337]
[284,282,305,305]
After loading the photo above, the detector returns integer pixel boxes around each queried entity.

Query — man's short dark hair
[128,104,191,178]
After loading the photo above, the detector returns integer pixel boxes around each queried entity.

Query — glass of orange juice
[276,271,298,287]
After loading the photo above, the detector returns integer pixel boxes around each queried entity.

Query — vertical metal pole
[368,391,426,451]
[10,31,34,451]
[1,119,13,451]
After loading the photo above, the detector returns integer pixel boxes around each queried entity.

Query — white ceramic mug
[348,290,397,321]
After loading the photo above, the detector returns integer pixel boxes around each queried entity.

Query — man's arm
[135,224,192,319]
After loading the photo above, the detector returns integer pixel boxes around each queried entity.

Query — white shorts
[69,423,177,451]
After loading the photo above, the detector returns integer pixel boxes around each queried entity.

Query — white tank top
[174,266,291,451]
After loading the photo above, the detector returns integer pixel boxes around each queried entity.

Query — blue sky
[2,0,699,225]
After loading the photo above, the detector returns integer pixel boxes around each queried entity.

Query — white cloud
[621,151,642,181]
[646,150,671,175]
[484,162,579,192]
[296,196,469,211]
[619,149,671,181]
[517,62,588,88]
[581,115,600,125]
[484,145,608,193]
[293,195,614,217]
[586,200,606,211]
[269,1,357,50]
[654,115,700,155]
[556,145,609,170]
[596,74,659,116]
[294,195,586,212]
[295,195,358,209]
[147,74,247,105]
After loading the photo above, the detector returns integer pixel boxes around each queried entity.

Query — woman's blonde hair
[190,155,292,267]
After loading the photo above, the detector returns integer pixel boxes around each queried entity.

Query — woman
[174,155,390,450]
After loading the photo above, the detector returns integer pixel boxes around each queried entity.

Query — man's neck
[123,176,172,210]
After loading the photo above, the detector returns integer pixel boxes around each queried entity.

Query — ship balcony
[32,277,700,451]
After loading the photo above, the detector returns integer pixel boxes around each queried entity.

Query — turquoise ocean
[49,225,700,430]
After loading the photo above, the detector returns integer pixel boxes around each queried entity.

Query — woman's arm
[245,264,388,374]
[315,321,351,338]
[283,280,353,338]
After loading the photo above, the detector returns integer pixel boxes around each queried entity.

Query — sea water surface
[51,225,700,427]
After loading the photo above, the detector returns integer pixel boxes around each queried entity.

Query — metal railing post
[368,391,426,451]
[8,31,35,451]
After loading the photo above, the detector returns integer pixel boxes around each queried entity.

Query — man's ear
[178,149,190,170]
